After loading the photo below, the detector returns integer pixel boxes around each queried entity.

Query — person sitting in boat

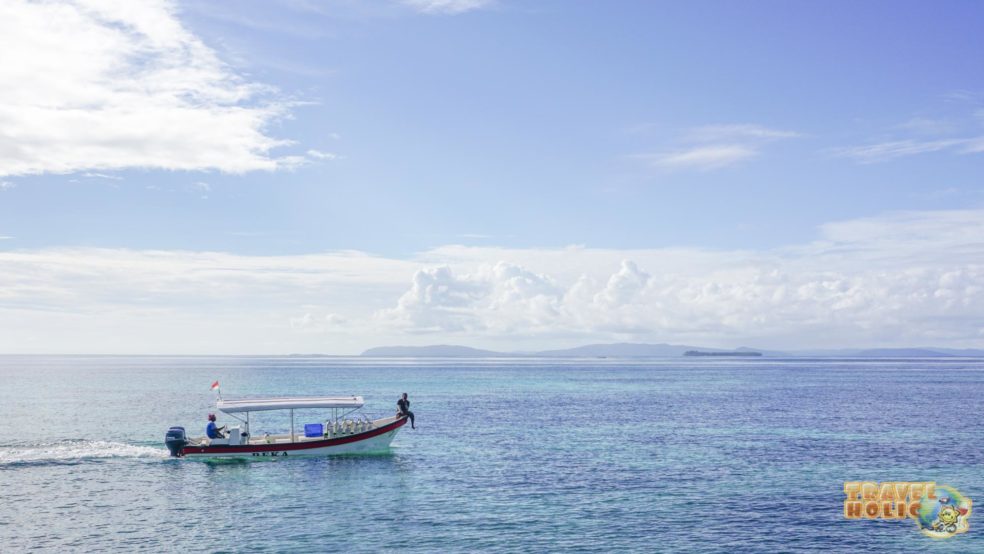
[206,413,227,439]
[397,393,415,429]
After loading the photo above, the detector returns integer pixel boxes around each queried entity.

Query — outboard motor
[165,426,188,457]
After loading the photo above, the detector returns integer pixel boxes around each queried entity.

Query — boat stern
[164,426,188,457]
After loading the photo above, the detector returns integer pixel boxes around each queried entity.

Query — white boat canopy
[217,396,364,413]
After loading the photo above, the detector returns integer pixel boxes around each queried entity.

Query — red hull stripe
[181,417,407,455]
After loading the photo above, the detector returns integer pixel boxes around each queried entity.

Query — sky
[1,0,983,354]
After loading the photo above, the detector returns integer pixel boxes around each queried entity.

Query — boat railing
[208,412,400,446]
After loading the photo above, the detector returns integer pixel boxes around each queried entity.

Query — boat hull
[179,417,407,459]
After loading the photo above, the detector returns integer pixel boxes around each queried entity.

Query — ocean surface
[1,356,982,552]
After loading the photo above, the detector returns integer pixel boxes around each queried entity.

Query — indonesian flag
[210,380,220,391]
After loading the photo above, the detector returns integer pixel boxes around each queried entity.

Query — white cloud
[289,312,314,329]
[379,266,488,332]
[192,181,211,198]
[306,149,340,161]
[832,138,976,163]
[636,123,798,171]
[375,209,984,347]
[684,124,801,142]
[401,0,493,14]
[81,172,123,181]
[895,117,956,135]
[835,104,984,163]
[0,181,15,191]
[0,0,297,178]
[641,145,757,171]
[965,137,984,153]
[0,248,413,353]
[942,90,981,104]
[594,260,650,307]
[325,313,346,326]
[2,209,984,353]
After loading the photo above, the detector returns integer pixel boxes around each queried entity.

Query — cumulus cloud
[382,265,488,332]
[289,312,315,329]
[2,209,984,353]
[594,260,650,307]
[378,251,981,346]
[0,0,296,177]
[375,209,984,348]
[376,262,568,335]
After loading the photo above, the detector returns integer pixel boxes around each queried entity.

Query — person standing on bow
[397,393,415,429]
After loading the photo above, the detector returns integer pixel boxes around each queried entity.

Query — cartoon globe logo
[916,485,972,538]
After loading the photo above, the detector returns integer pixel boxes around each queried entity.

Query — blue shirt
[206,421,221,438]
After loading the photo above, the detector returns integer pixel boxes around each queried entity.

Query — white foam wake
[0,439,169,466]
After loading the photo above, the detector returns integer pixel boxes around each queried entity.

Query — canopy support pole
[290,409,295,443]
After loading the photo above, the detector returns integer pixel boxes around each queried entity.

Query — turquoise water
[1,356,982,552]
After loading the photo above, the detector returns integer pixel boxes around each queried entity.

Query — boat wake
[0,439,169,468]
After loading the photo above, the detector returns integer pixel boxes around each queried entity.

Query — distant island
[360,345,509,357]
[361,342,767,358]
[358,342,984,358]
[684,350,762,357]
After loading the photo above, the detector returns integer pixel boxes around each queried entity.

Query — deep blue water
[1,356,982,552]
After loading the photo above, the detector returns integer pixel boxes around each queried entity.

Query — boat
[164,395,408,459]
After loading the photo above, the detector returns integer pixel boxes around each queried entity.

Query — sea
[1,356,982,553]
